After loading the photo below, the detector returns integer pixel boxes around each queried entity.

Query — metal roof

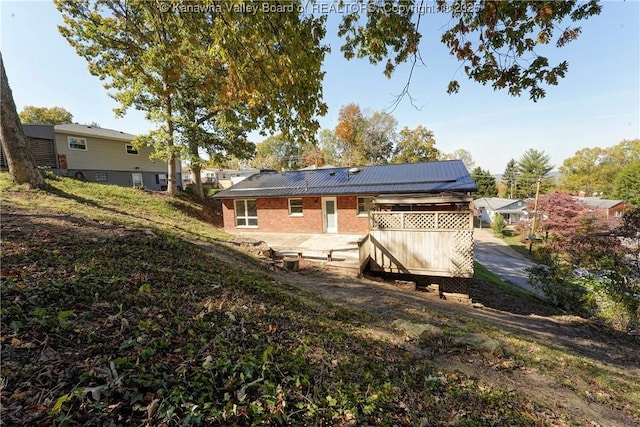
[474,197,526,211]
[374,194,473,205]
[213,160,477,199]
[578,197,623,209]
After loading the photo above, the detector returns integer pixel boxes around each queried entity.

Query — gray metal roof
[214,160,477,199]
[474,197,526,211]
[54,124,135,141]
[578,197,623,209]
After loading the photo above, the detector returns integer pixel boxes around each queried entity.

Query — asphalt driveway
[473,228,538,293]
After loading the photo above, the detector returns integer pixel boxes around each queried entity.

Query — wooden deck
[359,211,474,294]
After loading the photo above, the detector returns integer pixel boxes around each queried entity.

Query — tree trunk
[0,52,44,188]
[164,93,178,196]
[191,163,204,199]
[189,139,204,199]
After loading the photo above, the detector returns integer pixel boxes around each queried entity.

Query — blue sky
[2,1,638,174]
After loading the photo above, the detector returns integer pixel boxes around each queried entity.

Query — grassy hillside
[1,174,638,426]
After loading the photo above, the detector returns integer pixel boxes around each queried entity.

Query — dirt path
[251,258,639,427]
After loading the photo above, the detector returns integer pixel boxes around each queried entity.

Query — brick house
[577,196,634,219]
[213,160,478,234]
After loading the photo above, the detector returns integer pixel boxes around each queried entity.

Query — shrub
[527,210,640,331]
[492,213,506,237]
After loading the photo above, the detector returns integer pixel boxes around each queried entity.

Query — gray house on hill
[1,124,180,191]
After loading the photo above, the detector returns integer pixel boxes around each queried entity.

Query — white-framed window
[235,199,258,227]
[157,174,167,185]
[94,172,108,182]
[288,198,303,216]
[357,196,374,216]
[614,210,621,217]
[132,173,143,188]
[68,136,87,151]
[125,144,139,155]
[205,173,214,182]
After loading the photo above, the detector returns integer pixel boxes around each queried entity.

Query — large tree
[339,1,601,101]
[611,161,640,207]
[516,149,554,198]
[558,139,640,197]
[334,103,366,166]
[56,0,327,196]
[251,134,302,171]
[392,125,439,164]
[471,167,498,198]
[334,104,397,165]
[361,111,397,164]
[440,148,475,171]
[558,146,609,195]
[19,106,73,125]
[0,52,45,188]
[317,129,347,167]
[53,1,602,195]
[502,159,519,199]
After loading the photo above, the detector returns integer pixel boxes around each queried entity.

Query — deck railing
[370,211,473,231]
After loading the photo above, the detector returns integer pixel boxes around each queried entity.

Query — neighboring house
[182,167,260,189]
[576,196,634,219]
[213,160,478,235]
[473,197,527,225]
[1,124,179,191]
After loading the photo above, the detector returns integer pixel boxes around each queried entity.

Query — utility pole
[528,179,541,254]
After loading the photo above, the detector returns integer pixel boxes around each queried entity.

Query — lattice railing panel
[371,214,403,229]
[451,230,474,277]
[371,212,471,230]
[404,213,436,229]
[438,213,471,230]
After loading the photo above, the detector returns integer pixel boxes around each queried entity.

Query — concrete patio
[233,232,365,270]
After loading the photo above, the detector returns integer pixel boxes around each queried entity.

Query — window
[68,137,87,151]
[132,173,143,188]
[206,173,214,182]
[235,199,258,227]
[94,172,108,182]
[156,174,167,185]
[289,198,303,216]
[357,197,374,216]
[614,210,622,217]
[125,144,139,155]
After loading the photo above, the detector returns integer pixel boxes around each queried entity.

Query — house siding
[54,132,180,191]
[55,133,161,172]
[222,195,369,234]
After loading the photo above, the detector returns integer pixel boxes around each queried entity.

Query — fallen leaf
[147,398,160,419]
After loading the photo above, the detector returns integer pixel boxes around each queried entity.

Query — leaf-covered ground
[1,175,639,426]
